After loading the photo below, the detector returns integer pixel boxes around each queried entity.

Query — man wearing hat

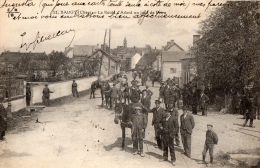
[130,82,141,103]
[0,95,7,140]
[166,100,180,147]
[180,106,195,158]
[159,109,178,165]
[202,124,218,165]
[141,90,150,115]
[151,100,165,150]
[42,84,53,106]
[143,85,153,109]
[159,82,166,103]
[131,105,148,157]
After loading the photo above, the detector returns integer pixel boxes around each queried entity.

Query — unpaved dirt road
[0,74,259,168]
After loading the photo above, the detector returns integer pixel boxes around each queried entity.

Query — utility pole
[103,29,107,51]
[108,29,111,76]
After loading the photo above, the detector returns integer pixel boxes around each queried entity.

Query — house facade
[161,39,187,86]
[64,45,99,65]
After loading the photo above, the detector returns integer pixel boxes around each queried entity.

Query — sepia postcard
[0,0,259,168]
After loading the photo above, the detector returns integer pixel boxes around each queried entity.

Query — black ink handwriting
[0,0,35,8]
[20,29,75,51]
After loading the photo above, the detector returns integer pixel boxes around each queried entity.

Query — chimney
[170,40,175,45]
[167,42,171,47]
[193,35,200,47]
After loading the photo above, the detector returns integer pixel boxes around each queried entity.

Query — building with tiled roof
[111,37,151,71]
[161,40,188,85]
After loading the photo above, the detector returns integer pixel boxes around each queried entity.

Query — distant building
[64,45,99,65]
[161,39,188,86]
[136,52,160,70]
[89,49,120,77]
[180,35,200,87]
[111,37,151,71]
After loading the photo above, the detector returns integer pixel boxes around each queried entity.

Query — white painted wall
[162,61,182,81]
[131,53,141,69]
[31,77,98,104]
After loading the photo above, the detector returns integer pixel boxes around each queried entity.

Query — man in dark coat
[0,96,7,140]
[130,82,141,103]
[164,82,174,108]
[143,85,153,109]
[190,87,199,115]
[72,80,79,97]
[159,82,166,103]
[26,83,31,106]
[199,91,209,116]
[151,100,165,150]
[180,106,195,158]
[90,81,97,99]
[166,100,180,146]
[159,109,178,165]
[141,90,150,116]
[123,83,130,104]
[42,84,53,106]
[242,94,255,127]
[132,105,148,157]
[141,74,147,86]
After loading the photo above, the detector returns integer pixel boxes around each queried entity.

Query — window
[121,55,124,60]
[170,68,177,73]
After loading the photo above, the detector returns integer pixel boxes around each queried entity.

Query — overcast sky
[0,0,223,54]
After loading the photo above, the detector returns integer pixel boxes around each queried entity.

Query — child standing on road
[202,124,218,165]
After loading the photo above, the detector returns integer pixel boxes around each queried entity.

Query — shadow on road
[146,152,162,159]
[0,149,31,158]
[104,137,134,154]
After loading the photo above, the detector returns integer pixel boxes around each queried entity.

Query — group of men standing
[126,75,218,166]
[159,80,210,116]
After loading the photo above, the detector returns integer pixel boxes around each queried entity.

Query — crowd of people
[21,70,258,166]
[88,72,219,166]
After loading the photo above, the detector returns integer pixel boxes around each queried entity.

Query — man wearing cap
[166,100,180,146]
[180,106,195,158]
[131,105,148,157]
[151,100,165,149]
[0,95,7,140]
[202,124,218,165]
[159,109,178,165]
[42,84,53,106]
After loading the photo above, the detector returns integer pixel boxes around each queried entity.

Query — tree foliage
[192,1,260,94]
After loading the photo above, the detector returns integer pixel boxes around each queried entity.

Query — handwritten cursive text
[20,29,75,50]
